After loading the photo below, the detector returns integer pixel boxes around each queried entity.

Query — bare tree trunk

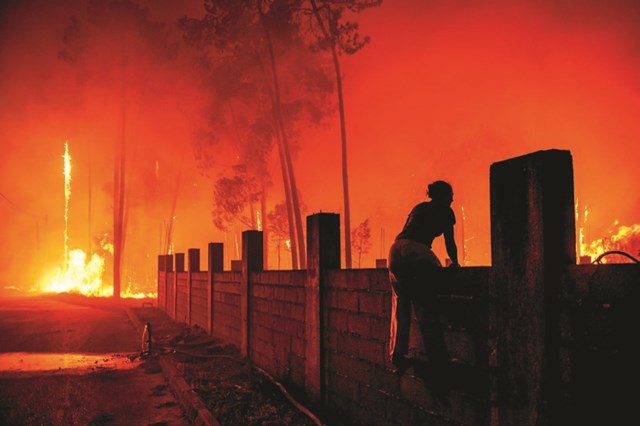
[277,240,281,270]
[113,52,128,299]
[165,166,182,254]
[275,130,298,269]
[87,140,92,256]
[333,42,352,269]
[310,0,353,268]
[261,183,269,268]
[259,9,306,269]
[257,54,299,269]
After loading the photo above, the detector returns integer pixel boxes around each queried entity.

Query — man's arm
[444,226,460,267]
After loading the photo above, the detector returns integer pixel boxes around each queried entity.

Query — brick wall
[323,267,491,425]
[249,270,307,391]
[176,272,188,324]
[556,263,640,424]
[191,271,208,330]
[212,271,242,349]
[158,229,494,426]
[158,238,638,426]
[158,270,167,310]
[157,152,640,425]
[166,271,175,320]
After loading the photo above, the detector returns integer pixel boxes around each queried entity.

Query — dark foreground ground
[0,293,325,426]
[0,293,187,426]
[130,307,322,426]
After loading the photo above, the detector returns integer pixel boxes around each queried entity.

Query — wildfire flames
[43,249,110,297]
[580,222,640,264]
[578,202,640,264]
[39,142,155,299]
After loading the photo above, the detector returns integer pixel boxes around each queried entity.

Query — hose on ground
[254,365,324,426]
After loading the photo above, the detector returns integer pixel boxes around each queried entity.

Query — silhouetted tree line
[58,0,382,290]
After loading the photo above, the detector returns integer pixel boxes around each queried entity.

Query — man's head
[427,180,453,204]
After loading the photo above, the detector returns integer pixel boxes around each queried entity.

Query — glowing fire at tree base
[38,141,156,299]
[43,249,111,297]
[40,248,156,299]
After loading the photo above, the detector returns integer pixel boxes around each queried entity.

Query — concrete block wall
[158,270,167,310]
[190,272,208,330]
[166,271,175,320]
[322,268,491,425]
[211,271,242,349]
[249,270,307,390]
[156,151,639,425]
[323,268,392,425]
[176,272,188,324]
[556,263,640,424]
[158,224,493,426]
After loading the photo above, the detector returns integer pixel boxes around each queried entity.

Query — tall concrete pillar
[241,231,263,359]
[175,253,185,272]
[166,254,174,273]
[188,249,200,272]
[207,243,224,336]
[175,253,184,321]
[165,254,174,319]
[157,255,165,310]
[306,213,340,404]
[490,149,576,425]
[187,249,200,326]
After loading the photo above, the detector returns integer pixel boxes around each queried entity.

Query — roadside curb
[125,307,220,426]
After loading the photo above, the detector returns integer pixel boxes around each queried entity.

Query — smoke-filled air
[1,0,639,297]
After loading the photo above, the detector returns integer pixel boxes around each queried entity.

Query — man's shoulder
[412,201,431,210]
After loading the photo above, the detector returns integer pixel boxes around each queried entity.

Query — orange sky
[1,0,639,293]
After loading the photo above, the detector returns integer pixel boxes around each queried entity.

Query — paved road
[0,294,188,426]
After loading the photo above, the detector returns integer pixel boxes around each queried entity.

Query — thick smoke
[1,0,639,293]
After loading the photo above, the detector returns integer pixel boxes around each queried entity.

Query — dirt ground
[131,307,320,426]
[0,294,188,426]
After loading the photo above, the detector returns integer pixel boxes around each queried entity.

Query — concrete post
[175,253,185,272]
[490,149,576,425]
[175,253,184,322]
[207,243,224,336]
[157,255,165,310]
[187,249,200,326]
[241,231,263,359]
[165,254,175,320]
[306,213,340,404]
[188,249,200,272]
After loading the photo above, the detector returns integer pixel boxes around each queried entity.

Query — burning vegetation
[39,142,154,298]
